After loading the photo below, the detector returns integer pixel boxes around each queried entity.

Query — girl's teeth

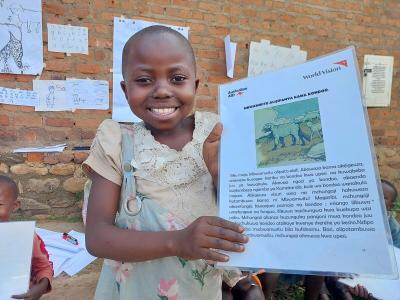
[151,108,176,115]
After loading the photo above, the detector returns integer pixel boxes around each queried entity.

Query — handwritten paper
[33,80,69,111]
[248,40,307,77]
[0,0,43,75]
[363,55,394,107]
[66,79,109,110]
[0,221,35,300]
[112,17,189,122]
[47,23,88,55]
[0,86,38,106]
[224,35,237,78]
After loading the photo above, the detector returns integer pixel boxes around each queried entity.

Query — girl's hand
[203,123,223,188]
[175,216,248,262]
[348,284,374,299]
[12,278,49,300]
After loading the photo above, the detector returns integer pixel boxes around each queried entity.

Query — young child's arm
[86,170,248,262]
[12,234,52,300]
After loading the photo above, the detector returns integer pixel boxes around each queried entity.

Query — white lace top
[84,111,219,225]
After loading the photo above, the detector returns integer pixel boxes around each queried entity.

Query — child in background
[83,26,256,299]
[0,175,53,300]
[382,179,400,248]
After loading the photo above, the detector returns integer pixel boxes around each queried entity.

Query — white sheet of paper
[47,23,88,55]
[248,40,307,77]
[33,80,70,111]
[224,35,237,78]
[339,246,400,300]
[218,47,397,277]
[362,54,394,107]
[66,79,109,110]
[13,143,66,153]
[112,17,189,122]
[35,228,96,277]
[62,231,96,276]
[0,221,35,299]
[0,0,43,75]
[0,87,39,106]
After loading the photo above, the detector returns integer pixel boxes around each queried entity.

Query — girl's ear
[195,79,200,91]
[13,199,21,212]
[120,81,128,100]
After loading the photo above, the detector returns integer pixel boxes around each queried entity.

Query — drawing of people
[46,85,55,109]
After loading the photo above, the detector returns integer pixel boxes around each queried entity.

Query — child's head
[0,175,20,222]
[381,179,398,211]
[120,25,198,133]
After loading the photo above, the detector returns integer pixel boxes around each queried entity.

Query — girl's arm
[86,171,248,262]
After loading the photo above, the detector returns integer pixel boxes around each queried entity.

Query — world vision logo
[228,87,247,98]
[302,59,348,80]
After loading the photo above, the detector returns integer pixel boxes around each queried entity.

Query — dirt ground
[37,221,101,300]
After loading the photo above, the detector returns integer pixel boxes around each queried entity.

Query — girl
[83,25,250,299]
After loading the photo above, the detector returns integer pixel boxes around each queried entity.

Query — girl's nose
[152,81,172,99]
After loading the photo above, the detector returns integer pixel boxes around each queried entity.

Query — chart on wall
[0,0,43,75]
[112,17,189,122]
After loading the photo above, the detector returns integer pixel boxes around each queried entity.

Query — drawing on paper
[46,85,55,109]
[0,0,42,74]
[254,97,325,168]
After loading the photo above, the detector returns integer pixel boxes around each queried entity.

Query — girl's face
[121,33,198,135]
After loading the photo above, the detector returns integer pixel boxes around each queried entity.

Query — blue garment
[389,214,400,248]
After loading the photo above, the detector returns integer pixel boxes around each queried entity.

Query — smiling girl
[83,26,249,300]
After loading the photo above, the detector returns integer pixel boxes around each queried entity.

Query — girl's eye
[135,77,152,84]
[171,75,186,82]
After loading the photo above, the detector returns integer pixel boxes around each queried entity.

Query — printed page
[218,47,397,277]
[112,17,189,122]
[363,54,394,107]
[0,221,35,299]
[0,0,43,75]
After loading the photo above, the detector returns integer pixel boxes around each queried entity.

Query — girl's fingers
[206,225,248,244]
[206,216,245,233]
[205,236,246,253]
[201,248,230,262]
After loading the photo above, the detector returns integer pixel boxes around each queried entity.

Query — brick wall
[0,0,399,218]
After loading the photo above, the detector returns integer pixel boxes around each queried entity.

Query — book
[218,47,397,278]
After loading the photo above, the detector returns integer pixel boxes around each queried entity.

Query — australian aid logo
[302,59,348,80]
[227,87,247,98]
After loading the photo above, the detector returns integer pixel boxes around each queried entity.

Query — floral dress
[84,111,241,300]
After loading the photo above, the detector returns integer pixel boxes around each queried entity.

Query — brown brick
[0,115,9,126]
[74,152,89,164]
[43,3,65,15]
[45,60,71,72]
[27,153,44,163]
[46,118,74,128]
[14,115,43,127]
[76,64,102,74]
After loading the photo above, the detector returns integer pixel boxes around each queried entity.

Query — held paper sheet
[218,47,397,277]
[0,221,35,300]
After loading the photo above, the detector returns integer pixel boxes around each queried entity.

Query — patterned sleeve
[31,234,53,292]
[83,119,123,186]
